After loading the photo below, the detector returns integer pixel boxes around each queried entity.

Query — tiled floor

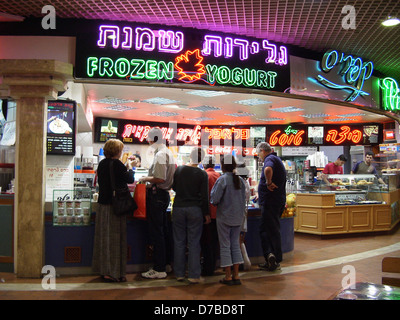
[1,226,399,300]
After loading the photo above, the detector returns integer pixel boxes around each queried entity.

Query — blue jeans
[217,220,243,268]
[172,206,203,279]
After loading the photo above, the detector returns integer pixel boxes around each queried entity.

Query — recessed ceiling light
[148,111,180,117]
[188,105,221,112]
[301,113,330,119]
[186,90,230,97]
[186,117,215,121]
[225,112,255,117]
[234,98,272,106]
[337,113,366,117]
[271,106,304,113]
[221,121,246,125]
[142,97,180,105]
[257,117,285,122]
[104,105,137,112]
[382,17,400,27]
[95,97,134,104]
[326,118,356,122]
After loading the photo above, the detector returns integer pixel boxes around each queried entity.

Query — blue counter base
[45,210,294,273]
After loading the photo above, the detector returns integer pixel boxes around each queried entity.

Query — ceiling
[1,0,400,127]
[83,82,390,126]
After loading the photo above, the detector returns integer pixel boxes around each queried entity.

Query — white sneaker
[141,269,167,279]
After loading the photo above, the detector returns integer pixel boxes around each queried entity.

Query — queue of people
[92,132,287,285]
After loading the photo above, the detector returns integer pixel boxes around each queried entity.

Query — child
[210,154,246,285]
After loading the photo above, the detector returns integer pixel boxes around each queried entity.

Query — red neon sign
[121,124,249,145]
[269,129,305,146]
[325,126,362,144]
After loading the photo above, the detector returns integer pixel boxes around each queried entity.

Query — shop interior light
[148,111,180,117]
[103,105,137,112]
[337,113,366,117]
[301,113,330,118]
[186,90,231,97]
[257,117,285,122]
[325,118,356,122]
[225,112,255,117]
[142,97,180,105]
[221,121,246,125]
[271,106,304,113]
[186,117,215,121]
[234,98,272,106]
[382,17,400,27]
[188,105,221,112]
[95,97,134,104]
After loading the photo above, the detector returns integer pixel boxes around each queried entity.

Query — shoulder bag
[109,160,138,216]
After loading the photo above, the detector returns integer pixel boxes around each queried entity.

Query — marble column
[0,60,73,278]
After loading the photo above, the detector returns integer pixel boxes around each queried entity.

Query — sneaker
[141,269,167,279]
[188,278,202,284]
[176,277,185,282]
[267,253,278,271]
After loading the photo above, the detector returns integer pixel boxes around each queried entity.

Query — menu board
[47,100,76,155]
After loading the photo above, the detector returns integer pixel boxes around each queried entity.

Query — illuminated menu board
[47,100,76,155]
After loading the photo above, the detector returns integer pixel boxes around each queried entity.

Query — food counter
[295,174,400,235]
[44,198,294,274]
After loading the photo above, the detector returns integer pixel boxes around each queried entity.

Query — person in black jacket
[92,139,139,282]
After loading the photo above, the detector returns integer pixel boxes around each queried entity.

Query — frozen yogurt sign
[317,49,374,102]
[75,22,290,92]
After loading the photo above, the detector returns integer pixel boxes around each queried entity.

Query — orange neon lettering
[294,130,305,145]
[269,130,280,145]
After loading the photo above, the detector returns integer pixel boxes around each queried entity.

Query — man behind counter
[351,152,386,185]
[322,154,347,185]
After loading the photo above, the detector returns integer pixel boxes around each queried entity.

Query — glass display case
[319,174,385,206]
[53,188,92,226]
[374,143,400,191]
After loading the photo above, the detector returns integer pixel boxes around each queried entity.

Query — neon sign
[380,77,400,111]
[325,126,362,144]
[269,126,305,146]
[174,49,206,81]
[76,23,290,91]
[121,123,249,145]
[317,50,373,102]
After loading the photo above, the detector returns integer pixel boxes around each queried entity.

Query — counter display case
[52,188,92,226]
[295,174,398,235]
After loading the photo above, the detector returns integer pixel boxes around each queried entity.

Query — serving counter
[295,174,400,235]
[44,202,294,275]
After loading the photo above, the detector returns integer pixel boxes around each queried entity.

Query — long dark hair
[221,154,241,190]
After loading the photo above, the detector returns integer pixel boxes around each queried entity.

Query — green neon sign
[380,77,400,111]
[86,56,279,89]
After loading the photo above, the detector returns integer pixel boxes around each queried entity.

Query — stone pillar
[0,60,73,278]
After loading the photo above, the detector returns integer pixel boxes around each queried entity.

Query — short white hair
[256,142,272,153]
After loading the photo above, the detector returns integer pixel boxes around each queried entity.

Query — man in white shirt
[140,127,176,279]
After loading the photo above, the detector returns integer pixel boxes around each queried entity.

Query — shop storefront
[0,18,399,276]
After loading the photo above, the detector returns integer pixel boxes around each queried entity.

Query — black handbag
[109,160,138,216]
